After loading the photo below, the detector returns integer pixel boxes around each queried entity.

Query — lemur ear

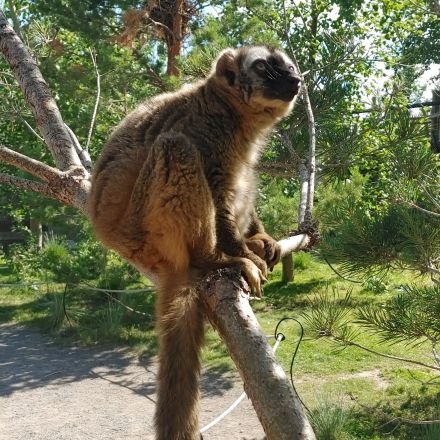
[214,49,237,86]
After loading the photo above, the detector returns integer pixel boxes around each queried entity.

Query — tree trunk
[281,253,294,283]
[431,89,440,153]
[166,0,184,76]
[29,217,43,250]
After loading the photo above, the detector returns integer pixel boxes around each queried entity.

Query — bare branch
[0,8,83,171]
[0,144,61,181]
[0,172,59,200]
[279,234,311,257]
[86,48,101,151]
[340,338,440,372]
[19,116,45,142]
[65,124,93,172]
[257,160,298,177]
[396,198,440,218]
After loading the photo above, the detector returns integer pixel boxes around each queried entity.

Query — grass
[1,255,439,439]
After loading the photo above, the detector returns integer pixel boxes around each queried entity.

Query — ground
[0,323,265,440]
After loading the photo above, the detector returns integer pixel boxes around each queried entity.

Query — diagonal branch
[0,172,60,200]
[0,144,62,181]
[86,48,100,152]
[200,269,316,440]
[0,8,83,172]
[65,124,93,172]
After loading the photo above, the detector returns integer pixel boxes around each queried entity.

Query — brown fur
[89,46,300,439]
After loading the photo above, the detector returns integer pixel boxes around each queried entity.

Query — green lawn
[1,255,439,439]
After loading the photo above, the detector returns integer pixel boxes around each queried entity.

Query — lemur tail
[154,283,205,440]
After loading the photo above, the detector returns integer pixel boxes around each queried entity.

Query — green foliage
[7,240,43,280]
[309,394,352,440]
[423,423,440,440]
[256,177,299,239]
[362,275,388,294]
[293,251,314,271]
[98,300,125,341]
[420,399,440,439]
[45,292,65,330]
[40,234,72,282]
[301,286,352,337]
[96,251,141,290]
[356,284,440,346]
[320,206,403,277]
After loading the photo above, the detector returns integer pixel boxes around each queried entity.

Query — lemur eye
[288,65,295,72]
[254,60,266,71]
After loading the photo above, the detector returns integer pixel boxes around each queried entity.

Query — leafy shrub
[41,235,73,282]
[7,240,43,280]
[96,251,141,290]
[362,275,388,294]
[293,251,314,270]
[70,237,107,282]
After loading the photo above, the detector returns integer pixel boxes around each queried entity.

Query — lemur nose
[288,76,301,86]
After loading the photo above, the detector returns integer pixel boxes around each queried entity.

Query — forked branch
[0,9,83,172]
[0,144,61,181]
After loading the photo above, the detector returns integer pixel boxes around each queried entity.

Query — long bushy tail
[154,284,205,440]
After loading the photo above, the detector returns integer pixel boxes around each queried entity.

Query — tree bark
[166,0,184,76]
[29,217,43,249]
[282,253,294,283]
[200,268,316,440]
[0,11,83,172]
[0,9,91,214]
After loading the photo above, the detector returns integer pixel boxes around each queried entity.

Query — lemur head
[212,45,301,117]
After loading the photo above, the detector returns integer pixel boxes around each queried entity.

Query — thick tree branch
[0,8,83,172]
[199,268,316,440]
[0,8,91,213]
[0,144,61,181]
[0,172,59,200]
[279,234,311,257]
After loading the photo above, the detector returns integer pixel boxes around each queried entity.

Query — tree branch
[0,172,59,200]
[0,8,91,213]
[0,8,83,172]
[279,234,311,257]
[0,144,61,181]
[339,338,440,372]
[65,124,93,172]
[400,199,440,217]
[86,48,100,151]
[199,268,316,440]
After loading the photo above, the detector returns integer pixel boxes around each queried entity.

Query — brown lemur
[89,45,300,440]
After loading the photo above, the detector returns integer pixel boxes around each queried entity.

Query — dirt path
[0,324,265,440]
